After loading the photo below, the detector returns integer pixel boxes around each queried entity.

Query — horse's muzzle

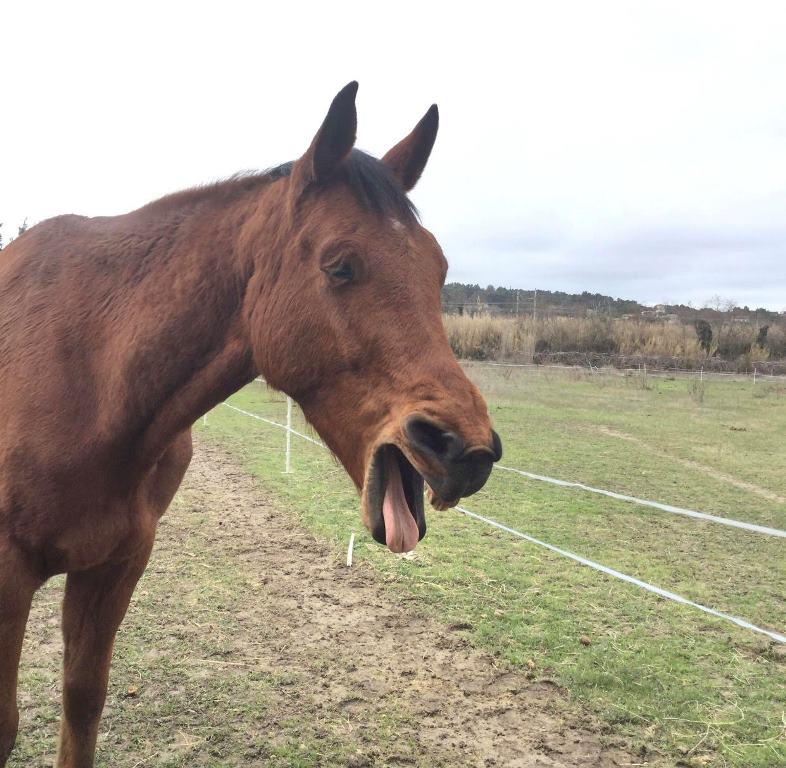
[403,415,502,507]
[361,416,501,553]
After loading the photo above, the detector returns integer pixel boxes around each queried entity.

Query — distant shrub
[766,325,786,359]
[694,320,713,354]
[715,325,753,361]
[536,316,618,354]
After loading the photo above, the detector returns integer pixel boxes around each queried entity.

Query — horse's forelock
[271,150,419,224]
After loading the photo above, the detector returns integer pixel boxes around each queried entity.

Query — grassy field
[198,365,786,768]
[16,438,626,767]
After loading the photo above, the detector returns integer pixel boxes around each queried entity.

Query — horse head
[247,83,502,553]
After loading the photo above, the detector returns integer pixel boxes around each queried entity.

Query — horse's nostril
[460,452,494,497]
[404,416,464,462]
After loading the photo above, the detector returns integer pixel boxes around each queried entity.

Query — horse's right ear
[292,82,358,192]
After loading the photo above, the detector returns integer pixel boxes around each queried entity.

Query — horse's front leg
[56,431,191,768]
[0,541,43,767]
[55,535,154,768]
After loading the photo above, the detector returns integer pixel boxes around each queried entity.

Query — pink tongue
[382,452,420,553]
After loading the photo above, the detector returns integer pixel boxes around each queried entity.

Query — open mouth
[364,444,426,553]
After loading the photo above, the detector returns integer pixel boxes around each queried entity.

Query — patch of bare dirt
[177,438,638,767]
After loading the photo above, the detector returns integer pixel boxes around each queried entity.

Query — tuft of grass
[689,376,706,404]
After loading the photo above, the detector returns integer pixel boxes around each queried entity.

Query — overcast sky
[3,1,785,309]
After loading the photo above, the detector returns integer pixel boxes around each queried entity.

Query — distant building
[640,307,679,323]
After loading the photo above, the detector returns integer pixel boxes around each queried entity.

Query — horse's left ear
[293,81,358,191]
[381,104,439,192]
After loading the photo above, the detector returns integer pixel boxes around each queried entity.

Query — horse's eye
[323,259,355,284]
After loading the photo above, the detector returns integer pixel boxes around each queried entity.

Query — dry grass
[442,314,526,360]
[442,314,783,369]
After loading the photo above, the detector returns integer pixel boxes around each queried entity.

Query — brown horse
[0,82,501,766]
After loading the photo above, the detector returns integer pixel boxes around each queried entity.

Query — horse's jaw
[362,444,426,554]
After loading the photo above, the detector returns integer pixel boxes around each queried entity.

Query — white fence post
[284,396,293,473]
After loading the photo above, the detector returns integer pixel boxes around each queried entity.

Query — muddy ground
[15,438,641,767]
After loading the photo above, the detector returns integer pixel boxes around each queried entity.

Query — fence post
[753,367,757,385]
[284,396,293,474]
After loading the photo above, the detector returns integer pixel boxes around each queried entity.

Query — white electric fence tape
[456,505,786,645]
[213,399,786,645]
[478,360,784,381]
[494,465,786,539]
[220,402,324,447]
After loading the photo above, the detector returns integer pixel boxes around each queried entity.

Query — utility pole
[516,291,520,316]
[533,289,538,324]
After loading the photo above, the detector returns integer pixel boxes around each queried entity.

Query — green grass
[199,367,786,768]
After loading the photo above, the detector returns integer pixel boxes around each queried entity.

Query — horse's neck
[111,190,279,465]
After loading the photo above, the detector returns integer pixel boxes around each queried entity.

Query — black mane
[268,149,419,224]
[147,150,418,224]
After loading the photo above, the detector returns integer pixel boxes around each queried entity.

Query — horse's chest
[3,465,156,576]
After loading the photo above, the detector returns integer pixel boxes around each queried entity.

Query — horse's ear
[294,81,358,189]
[381,104,439,192]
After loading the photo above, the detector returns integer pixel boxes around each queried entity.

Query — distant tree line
[442,282,782,323]
[442,283,647,318]
[0,218,28,251]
